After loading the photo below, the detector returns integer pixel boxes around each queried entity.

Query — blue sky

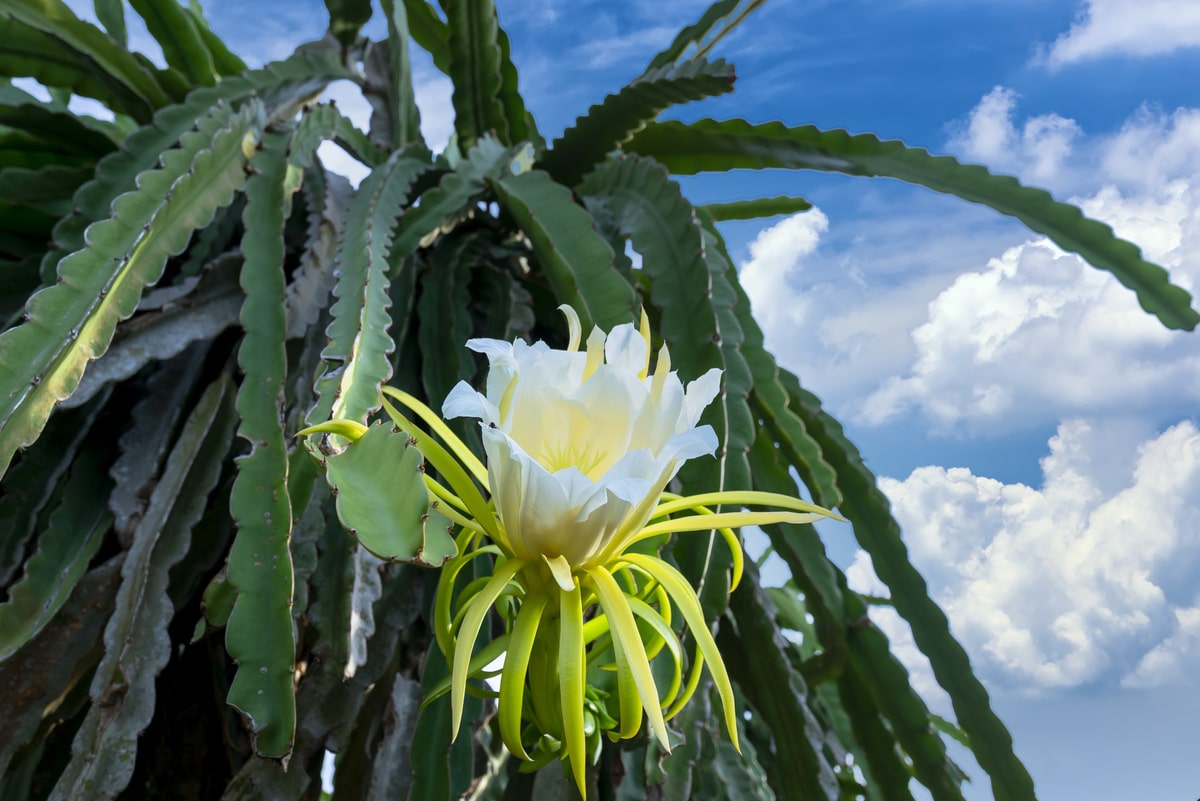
[44,0,1200,798]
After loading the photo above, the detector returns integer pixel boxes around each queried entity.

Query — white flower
[442,306,722,568]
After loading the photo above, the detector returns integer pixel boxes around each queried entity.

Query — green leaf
[0,448,110,660]
[406,644,482,801]
[50,374,237,801]
[643,0,765,73]
[93,0,127,46]
[0,93,121,157]
[324,0,373,45]
[700,195,812,221]
[323,421,457,566]
[372,0,423,148]
[184,1,247,76]
[719,567,841,801]
[401,0,450,75]
[0,164,93,217]
[714,241,840,508]
[0,99,262,479]
[388,136,521,260]
[0,395,104,586]
[626,118,1199,331]
[129,0,218,86]
[491,168,637,333]
[224,128,298,759]
[0,0,173,122]
[443,0,507,149]
[542,58,736,187]
[784,376,1037,801]
[43,47,352,281]
[308,148,430,431]
[417,235,475,418]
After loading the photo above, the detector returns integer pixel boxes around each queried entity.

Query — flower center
[538,439,609,477]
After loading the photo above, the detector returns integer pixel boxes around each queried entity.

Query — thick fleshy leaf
[491,168,636,337]
[443,0,506,150]
[50,374,236,801]
[642,0,765,73]
[784,374,1038,801]
[542,58,735,186]
[718,566,840,801]
[0,448,110,660]
[0,100,262,479]
[324,0,373,45]
[129,0,218,86]
[626,118,1199,331]
[307,148,430,432]
[400,0,450,74]
[323,421,457,566]
[700,195,812,221]
[224,129,298,759]
[0,0,172,121]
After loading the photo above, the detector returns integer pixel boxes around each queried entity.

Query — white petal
[442,382,496,422]
[603,322,647,376]
[683,368,723,426]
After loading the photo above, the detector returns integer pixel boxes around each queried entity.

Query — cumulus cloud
[946,87,1080,190]
[739,209,829,341]
[1044,0,1200,67]
[860,95,1200,432]
[851,419,1200,690]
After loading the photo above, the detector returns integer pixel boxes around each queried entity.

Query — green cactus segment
[389,136,519,260]
[643,0,764,73]
[627,117,1199,331]
[400,0,451,75]
[720,257,839,508]
[323,0,373,45]
[128,0,218,86]
[43,47,351,281]
[443,0,507,150]
[700,195,812,221]
[93,0,127,46]
[719,569,840,801]
[543,59,736,187]
[375,0,424,149]
[0,100,264,480]
[308,149,430,434]
[324,421,457,567]
[492,168,636,333]
[784,375,1038,801]
[290,101,388,170]
[0,449,110,661]
[0,0,172,122]
[224,128,299,759]
[50,374,237,801]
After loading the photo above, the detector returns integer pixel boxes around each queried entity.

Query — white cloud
[860,94,1200,432]
[1044,0,1200,67]
[853,419,1200,690]
[1123,604,1200,687]
[946,87,1080,189]
[740,209,828,342]
[576,25,679,69]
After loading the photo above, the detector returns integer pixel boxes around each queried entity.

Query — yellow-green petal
[559,581,588,796]
[590,565,670,749]
[499,592,549,760]
[451,558,525,742]
[620,553,740,752]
